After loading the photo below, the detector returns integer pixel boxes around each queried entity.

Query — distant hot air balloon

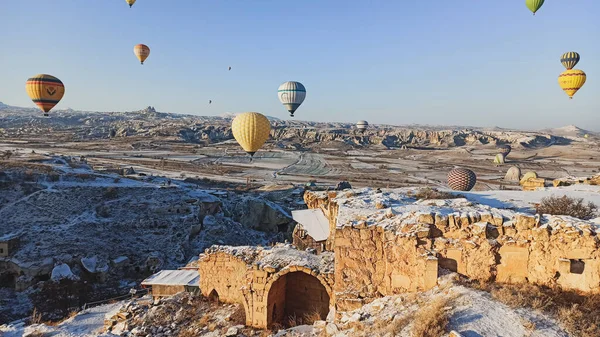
[561,52,580,70]
[278,81,306,117]
[231,112,271,157]
[448,168,477,191]
[497,144,511,157]
[209,100,212,104]
[125,0,136,8]
[525,0,544,15]
[25,74,65,117]
[558,69,586,99]
[133,44,150,65]
[356,120,369,133]
[228,66,232,71]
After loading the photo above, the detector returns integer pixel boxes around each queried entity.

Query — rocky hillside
[0,104,587,150]
[0,157,302,323]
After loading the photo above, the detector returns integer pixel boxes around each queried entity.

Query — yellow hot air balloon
[231,112,271,157]
[134,44,150,65]
[125,0,136,8]
[558,69,586,99]
[25,74,65,117]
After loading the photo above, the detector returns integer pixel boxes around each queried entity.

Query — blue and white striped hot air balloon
[278,81,306,117]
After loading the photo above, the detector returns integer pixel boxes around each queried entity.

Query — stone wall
[334,225,437,312]
[304,191,600,300]
[198,252,251,305]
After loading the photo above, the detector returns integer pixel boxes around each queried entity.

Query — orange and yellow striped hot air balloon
[558,69,586,99]
[133,44,150,65]
[25,74,65,116]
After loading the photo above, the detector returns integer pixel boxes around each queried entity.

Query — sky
[0,1,598,130]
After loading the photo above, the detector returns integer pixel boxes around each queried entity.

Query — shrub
[103,187,118,199]
[415,187,463,200]
[459,278,600,337]
[410,296,452,337]
[535,195,598,220]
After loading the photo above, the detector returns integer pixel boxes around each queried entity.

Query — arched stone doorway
[208,289,219,303]
[266,271,330,327]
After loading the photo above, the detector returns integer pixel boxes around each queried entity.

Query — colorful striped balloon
[134,44,150,65]
[560,52,580,70]
[525,0,544,15]
[25,74,65,116]
[448,168,477,191]
[278,81,306,117]
[558,69,586,99]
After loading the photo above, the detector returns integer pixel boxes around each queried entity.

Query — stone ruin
[197,187,600,329]
[198,245,334,328]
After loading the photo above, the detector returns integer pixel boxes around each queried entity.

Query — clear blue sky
[0,1,598,130]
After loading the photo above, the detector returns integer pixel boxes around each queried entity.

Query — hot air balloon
[228,66,232,71]
[231,112,271,157]
[525,0,544,15]
[209,100,212,104]
[561,52,580,70]
[497,144,511,157]
[493,154,506,165]
[125,0,136,8]
[25,74,65,117]
[278,81,306,117]
[356,120,368,133]
[558,69,586,99]
[448,168,477,191]
[134,44,150,65]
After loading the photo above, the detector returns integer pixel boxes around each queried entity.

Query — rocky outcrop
[229,197,294,233]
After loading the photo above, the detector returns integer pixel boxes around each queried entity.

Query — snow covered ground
[460,184,600,213]
[0,302,122,337]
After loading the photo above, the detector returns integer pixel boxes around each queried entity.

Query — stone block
[418,213,435,225]
[497,245,529,283]
[515,215,536,231]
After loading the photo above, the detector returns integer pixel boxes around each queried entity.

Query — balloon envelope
[278,81,306,117]
[134,44,150,64]
[356,120,369,132]
[448,168,477,191]
[25,74,65,116]
[231,112,271,157]
[561,52,580,70]
[525,0,544,15]
[558,69,586,99]
[126,0,136,7]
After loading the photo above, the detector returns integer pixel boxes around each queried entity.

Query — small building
[141,270,200,299]
[0,233,21,257]
[291,209,330,254]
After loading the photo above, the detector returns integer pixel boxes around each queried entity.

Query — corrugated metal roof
[141,270,199,287]
[292,209,330,242]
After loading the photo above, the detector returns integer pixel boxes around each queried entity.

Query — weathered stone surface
[505,166,521,181]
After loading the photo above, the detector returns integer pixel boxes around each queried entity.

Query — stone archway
[266,271,330,328]
[208,289,219,303]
